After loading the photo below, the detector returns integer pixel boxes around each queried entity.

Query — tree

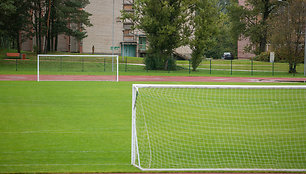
[0,0,32,52]
[32,0,92,53]
[228,0,279,55]
[123,0,190,70]
[0,0,16,48]
[189,0,219,71]
[0,0,16,34]
[269,0,305,73]
[51,0,92,51]
[205,0,237,59]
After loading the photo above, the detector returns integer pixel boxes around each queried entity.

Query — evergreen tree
[189,0,219,71]
[0,0,32,52]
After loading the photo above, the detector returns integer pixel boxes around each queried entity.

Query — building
[237,0,256,59]
[21,0,191,58]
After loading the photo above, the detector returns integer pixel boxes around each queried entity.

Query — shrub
[254,52,270,62]
[144,53,176,70]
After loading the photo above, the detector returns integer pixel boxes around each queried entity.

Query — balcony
[123,23,133,30]
[124,35,135,42]
[123,0,134,5]
[123,4,134,12]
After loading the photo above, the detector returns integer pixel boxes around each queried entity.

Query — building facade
[21,0,192,58]
[237,0,255,59]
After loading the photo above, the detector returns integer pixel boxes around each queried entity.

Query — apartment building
[21,0,193,58]
[237,0,255,59]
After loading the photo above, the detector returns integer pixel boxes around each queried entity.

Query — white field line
[0,128,129,134]
[1,150,127,154]
[0,163,130,166]
[0,131,125,134]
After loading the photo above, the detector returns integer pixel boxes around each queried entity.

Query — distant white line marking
[0,128,129,134]
[1,150,128,154]
[0,163,130,166]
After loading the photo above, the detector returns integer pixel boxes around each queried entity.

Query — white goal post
[131,84,306,172]
[37,54,119,81]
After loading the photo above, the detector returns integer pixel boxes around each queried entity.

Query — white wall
[83,0,123,54]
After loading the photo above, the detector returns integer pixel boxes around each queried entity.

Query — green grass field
[0,81,143,173]
[0,52,305,78]
[0,51,305,172]
[134,86,306,170]
[0,81,305,173]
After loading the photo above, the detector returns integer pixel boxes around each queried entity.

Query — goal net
[37,54,119,81]
[131,84,306,172]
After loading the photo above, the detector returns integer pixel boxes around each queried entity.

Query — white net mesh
[37,55,118,81]
[132,85,306,171]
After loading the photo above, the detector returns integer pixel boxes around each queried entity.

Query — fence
[0,58,305,77]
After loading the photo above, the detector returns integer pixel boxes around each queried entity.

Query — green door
[139,37,146,51]
[121,45,136,57]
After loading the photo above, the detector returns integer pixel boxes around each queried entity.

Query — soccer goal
[131,84,306,172]
[37,54,119,81]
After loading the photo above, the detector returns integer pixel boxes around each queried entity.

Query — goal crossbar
[132,84,306,172]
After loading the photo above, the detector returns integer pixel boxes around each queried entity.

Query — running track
[0,74,306,83]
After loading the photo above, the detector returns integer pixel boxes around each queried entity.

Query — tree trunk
[34,8,39,54]
[55,34,58,51]
[259,0,269,54]
[164,59,168,71]
[44,0,52,53]
[259,35,267,53]
[16,32,21,53]
[38,0,42,53]
[289,63,297,73]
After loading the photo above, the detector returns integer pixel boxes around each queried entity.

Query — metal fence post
[60,57,63,71]
[189,59,191,75]
[125,57,127,72]
[82,57,84,72]
[210,59,212,74]
[231,59,233,75]
[272,62,274,76]
[251,58,253,76]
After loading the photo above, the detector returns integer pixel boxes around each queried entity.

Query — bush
[254,52,270,62]
[144,53,177,70]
